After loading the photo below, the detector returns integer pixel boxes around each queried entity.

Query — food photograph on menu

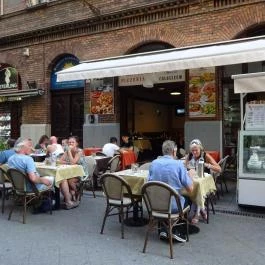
[188,67,216,118]
[90,78,114,114]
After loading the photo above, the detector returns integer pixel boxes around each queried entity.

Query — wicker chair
[100,173,136,239]
[141,181,190,259]
[6,168,53,224]
[0,166,13,214]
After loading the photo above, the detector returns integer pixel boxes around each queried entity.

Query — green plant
[0,138,8,151]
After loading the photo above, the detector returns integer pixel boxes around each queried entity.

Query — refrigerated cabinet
[237,130,265,206]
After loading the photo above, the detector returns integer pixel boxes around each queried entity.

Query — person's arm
[28,172,51,186]
[205,153,221,173]
[67,149,82,164]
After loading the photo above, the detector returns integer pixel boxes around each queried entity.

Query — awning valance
[232,72,265,94]
[0,89,44,102]
[57,35,265,82]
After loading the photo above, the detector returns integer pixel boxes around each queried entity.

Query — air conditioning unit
[27,0,48,7]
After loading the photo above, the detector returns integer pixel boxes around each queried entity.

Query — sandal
[200,209,208,222]
[64,201,79,210]
[191,214,200,224]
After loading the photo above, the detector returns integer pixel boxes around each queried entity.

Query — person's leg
[68,177,79,201]
[59,179,72,204]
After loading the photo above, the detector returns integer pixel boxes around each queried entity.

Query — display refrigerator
[237,130,265,206]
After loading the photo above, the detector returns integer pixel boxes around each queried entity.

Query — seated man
[148,140,193,243]
[8,138,54,192]
[102,137,120,157]
[46,136,64,158]
[120,133,133,150]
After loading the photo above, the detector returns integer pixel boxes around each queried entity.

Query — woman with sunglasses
[185,139,221,224]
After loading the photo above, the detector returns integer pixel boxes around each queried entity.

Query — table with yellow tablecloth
[35,162,85,188]
[114,169,149,195]
[182,173,216,208]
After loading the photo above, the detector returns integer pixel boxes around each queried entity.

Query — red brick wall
[1,1,265,124]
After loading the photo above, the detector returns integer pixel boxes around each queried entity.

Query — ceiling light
[170,92,181,95]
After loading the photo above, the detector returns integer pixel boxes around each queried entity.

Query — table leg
[124,201,148,227]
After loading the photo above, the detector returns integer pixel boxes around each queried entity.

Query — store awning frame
[57,35,265,82]
[0,89,44,102]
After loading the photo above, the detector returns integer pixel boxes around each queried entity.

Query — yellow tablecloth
[115,170,216,207]
[0,164,10,181]
[182,173,216,208]
[114,169,149,195]
[133,139,152,151]
[35,162,85,188]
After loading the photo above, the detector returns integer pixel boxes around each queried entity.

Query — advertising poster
[90,78,114,114]
[188,67,216,118]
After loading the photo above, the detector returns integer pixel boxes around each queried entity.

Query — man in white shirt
[102,137,120,157]
[46,136,64,158]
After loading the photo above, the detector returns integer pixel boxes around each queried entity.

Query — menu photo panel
[90,78,114,114]
[188,67,217,119]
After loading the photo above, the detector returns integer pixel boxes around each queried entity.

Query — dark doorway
[51,89,84,146]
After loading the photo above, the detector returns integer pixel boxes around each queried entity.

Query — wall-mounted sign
[245,103,265,130]
[188,67,216,119]
[118,70,185,86]
[0,65,18,89]
[51,55,85,90]
[90,78,114,114]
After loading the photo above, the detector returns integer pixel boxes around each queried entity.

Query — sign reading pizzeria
[90,78,114,114]
[0,64,18,90]
[188,67,216,119]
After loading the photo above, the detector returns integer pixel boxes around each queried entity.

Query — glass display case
[237,130,265,206]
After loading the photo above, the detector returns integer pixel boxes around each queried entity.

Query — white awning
[232,72,265,94]
[57,36,265,82]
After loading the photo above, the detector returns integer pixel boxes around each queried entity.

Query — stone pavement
[0,191,265,265]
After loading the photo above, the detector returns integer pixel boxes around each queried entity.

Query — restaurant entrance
[51,89,84,145]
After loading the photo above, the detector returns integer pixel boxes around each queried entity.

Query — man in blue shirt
[148,140,193,242]
[8,138,54,192]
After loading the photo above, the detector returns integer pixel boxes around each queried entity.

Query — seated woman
[35,135,49,152]
[59,136,85,209]
[185,139,221,224]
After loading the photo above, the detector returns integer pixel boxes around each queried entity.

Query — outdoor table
[114,169,149,226]
[35,162,85,209]
[30,153,47,162]
[83,147,102,156]
[182,173,216,208]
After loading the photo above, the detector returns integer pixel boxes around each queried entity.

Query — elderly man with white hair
[8,138,54,191]
[148,140,193,243]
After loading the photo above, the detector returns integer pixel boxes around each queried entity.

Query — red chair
[207,151,220,162]
[83,147,102,156]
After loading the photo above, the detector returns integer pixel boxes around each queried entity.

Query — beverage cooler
[237,131,265,206]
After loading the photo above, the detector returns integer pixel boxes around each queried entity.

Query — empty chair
[141,181,190,259]
[79,156,97,198]
[100,173,136,239]
[0,166,13,214]
[107,154,121,173]
[95,151,107,156]
[6,168,53,224]
[214,155,230,198]
[139,162,151,170]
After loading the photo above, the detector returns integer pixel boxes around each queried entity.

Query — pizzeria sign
[118,70,185,86]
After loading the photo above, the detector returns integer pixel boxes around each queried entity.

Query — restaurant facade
[0,0,265,160]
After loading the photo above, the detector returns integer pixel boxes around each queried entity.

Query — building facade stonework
[0,0,264,149]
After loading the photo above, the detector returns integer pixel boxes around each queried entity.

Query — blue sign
[51,55,85,90]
